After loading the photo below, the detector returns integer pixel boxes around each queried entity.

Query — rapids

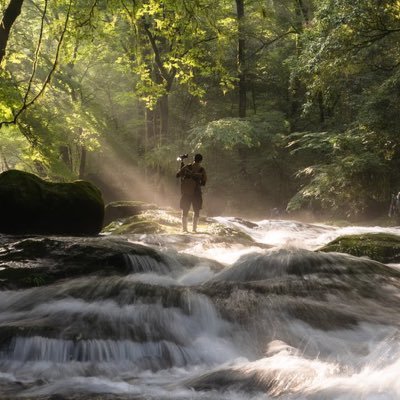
[0,218,400,399]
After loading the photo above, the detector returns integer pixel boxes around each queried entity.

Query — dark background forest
[1,0,400,221]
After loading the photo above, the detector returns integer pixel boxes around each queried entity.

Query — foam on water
[181,241,264,265]
[212,217,400,251]
[1,220,400,398]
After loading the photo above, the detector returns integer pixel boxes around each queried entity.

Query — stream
[0,218,400,399]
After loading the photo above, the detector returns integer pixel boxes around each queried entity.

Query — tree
[286,0,400,217]
[0,0,24,64]
[236,0,246,118]
[115,0,224,142]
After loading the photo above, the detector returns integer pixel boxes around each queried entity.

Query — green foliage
[22,274,48,286]
[143,143,183,172]
[189,118,258,151]
[287,128,389,217]
[282,0,400,218]
[0,0,399,219]
[0,126,31,169]
[186,112,292,212]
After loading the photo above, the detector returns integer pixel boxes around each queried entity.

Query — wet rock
[0,235,224,289]
[0,170,104,235]
[105,216,165,234]
[232,217,259,229]
[102,208,181,234]
[0,236,179,288]
[319,232,400,263]
[102,207,258,245]
[20,396,135,400]
[103,201,158,226]
[207,223,254,243]
[201,248,400,331]
[208,248,398,284]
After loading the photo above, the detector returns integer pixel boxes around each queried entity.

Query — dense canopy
[1,0,400,220]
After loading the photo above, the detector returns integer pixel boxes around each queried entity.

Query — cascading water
[1,219,400,399]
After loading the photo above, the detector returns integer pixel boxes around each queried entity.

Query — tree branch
[0,0,24,64]
[350,28,400,54]
[22,0,48,106]
[76,0,98,28]
[245,30,295,62]
[0,0,72,130]
[142,20,174,83]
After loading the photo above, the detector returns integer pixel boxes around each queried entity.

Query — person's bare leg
[193,211,199,233]
[182,211,189,232]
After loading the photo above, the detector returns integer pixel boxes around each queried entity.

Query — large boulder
[0,235,224,289]
[0,170,104,235]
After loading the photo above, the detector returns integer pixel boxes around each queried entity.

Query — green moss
[112,217,165,234]
[319,233,400,263]
[103,201,159,225]
[0,267,53,288]
[0,169,104,235]
[103,207,257,240]
[107,200,157,209]
[22,273,49,286]
[103,209,180,234]
[208,223,254,242]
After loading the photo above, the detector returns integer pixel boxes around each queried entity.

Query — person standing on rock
[176,153,207,233]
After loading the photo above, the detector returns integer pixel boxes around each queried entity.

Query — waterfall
[0,220,400,399]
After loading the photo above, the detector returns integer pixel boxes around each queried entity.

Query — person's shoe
[192,217,199,233]
[182,216,188,233]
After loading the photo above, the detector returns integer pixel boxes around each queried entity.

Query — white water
[182,217,400,264]
[214,217,400,249]
[0,219,400,399]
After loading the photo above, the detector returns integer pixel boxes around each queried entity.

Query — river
[0,218,400,399]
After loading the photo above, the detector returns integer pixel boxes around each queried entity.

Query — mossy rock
[209,223,254,243]
[113,219,165,234]
[103,208,181,234]
[319,233,400,263]
[0,169,104,235]
[104,201,158,226]
[103,209,256,240]
[0,236,173,289]
[105,215,165,234]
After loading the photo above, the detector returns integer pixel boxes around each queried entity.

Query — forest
[1,0,400,221]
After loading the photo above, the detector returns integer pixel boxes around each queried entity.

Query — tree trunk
[158,94,169,140]
[318,91,325,124]
[289,0,311,127]
[60,145,72,170]
[79,146,87,179]
[236,0,246,118]
[145,107,155,144]
[297,0,311,23]
[0,0,24,64]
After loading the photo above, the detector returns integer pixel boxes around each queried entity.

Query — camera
[177,154,188,162]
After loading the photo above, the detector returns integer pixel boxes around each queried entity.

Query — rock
[318,232,400,263]
[0,236,178,288]
[0,235,225,289]
[107,216,165,234]
[103,209,258,246]
[103,208,181,234]
[0,170,104,235]
[104,201,157,226]
[232,217,259,229]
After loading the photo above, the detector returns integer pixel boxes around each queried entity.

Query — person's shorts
[180,193,203,212]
